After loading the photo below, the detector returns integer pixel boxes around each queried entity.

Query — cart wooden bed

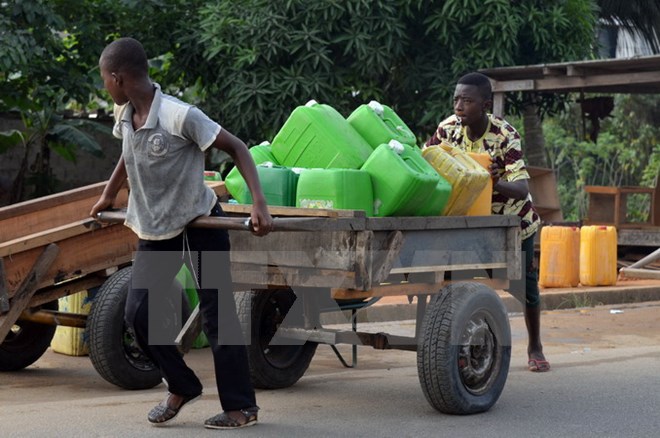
[1,182,521,415]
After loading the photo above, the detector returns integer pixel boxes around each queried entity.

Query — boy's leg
[127,239,203,397]
[197,282,256,411]
[188,202,257,411]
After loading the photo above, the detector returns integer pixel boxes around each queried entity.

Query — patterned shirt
[425,114,540,240]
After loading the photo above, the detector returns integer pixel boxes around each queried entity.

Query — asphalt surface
[2,300,660,437]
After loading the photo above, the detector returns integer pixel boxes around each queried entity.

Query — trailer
[0,182,521,415]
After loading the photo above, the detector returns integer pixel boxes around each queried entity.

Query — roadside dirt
[534,301,660,352]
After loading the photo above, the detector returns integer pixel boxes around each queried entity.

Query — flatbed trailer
[0,182,521,415]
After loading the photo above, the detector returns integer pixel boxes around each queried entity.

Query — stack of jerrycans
[348,101,452,216]
[272,100,375,214]
[224,142,299,206]
[422,144,490,216]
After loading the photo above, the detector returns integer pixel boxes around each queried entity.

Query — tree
[166,0,598,150]
[544,95,660,221]
[0,1,111,202]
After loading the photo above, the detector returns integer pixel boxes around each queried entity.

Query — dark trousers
[508,232,541,308]
[125,202,256,411]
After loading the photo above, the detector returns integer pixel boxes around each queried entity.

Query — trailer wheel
[0,300,58,371]
[417,282,511,415]
[236,289,317,389]
[87,267,161,390]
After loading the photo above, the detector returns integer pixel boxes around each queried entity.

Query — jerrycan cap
[368,100,385,117]
[259,161,275,168]
[388,139,405,155]
[258,140,271,146]
[305,99,319,107]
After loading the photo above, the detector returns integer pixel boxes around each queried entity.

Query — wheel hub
[122,325,154,372]
[458,317,496,394]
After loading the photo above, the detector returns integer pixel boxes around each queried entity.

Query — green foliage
[1,0,138,202]
[3,98,110,201]
[166,0,598,145]
[171,0,410,144]
[0,1,96,110]
[544,95,660,221]
[0,130,25,154]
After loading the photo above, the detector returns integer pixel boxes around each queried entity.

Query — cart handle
[95,209,322,232]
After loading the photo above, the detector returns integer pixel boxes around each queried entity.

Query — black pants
[508,232,541,308]
[125,201,256,411]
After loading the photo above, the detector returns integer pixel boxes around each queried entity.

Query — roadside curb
[320,283,660,325]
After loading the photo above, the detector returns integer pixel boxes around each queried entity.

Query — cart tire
[0,300,58,371]
[236,289,318,389]
[417,282,511,415]
[87,267,161,390]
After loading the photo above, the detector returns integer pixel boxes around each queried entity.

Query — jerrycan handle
[368,100,385,117]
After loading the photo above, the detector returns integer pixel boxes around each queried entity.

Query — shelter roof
[479,55,660,94]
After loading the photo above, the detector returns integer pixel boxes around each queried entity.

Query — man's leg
[525,305,544,360]
[521,234,549,371]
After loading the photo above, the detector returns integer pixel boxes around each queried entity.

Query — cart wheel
[236,289,318,389]
[87,267,161,390]
[417,282,511,415]
[0,300,58,371]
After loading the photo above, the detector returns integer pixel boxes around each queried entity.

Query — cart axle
[275,327,417,351]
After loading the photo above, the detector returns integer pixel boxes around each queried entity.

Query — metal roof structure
[480,55,660,246]
[479,54,660,116]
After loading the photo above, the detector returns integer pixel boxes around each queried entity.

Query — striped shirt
[425,114,540,240]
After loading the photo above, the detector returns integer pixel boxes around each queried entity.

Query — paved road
[2,302,660,437]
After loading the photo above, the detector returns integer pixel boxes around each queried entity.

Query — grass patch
[557,293,602,309]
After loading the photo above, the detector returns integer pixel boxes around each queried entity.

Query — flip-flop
[528,358,550,372]
[148,392,202,425]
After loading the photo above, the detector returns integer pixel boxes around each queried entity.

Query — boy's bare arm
[211,129,273,235]
[90,156,128,217]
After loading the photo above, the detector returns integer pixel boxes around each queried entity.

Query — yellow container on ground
[51,290,93,356]
[466,152,493,216]
[579,225,618,286]
[422,144,490,216]
[539,226,580,288]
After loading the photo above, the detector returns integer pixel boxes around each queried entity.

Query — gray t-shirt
[113,84,220,240]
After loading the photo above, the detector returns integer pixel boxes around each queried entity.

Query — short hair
[100,37,148,76]
[457,72,492,101]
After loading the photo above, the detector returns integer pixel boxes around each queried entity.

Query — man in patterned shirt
[425,72,549,372]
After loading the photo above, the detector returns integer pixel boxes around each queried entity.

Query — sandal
[147,392,202,425]
[528,358,551,372]
[204,407,259,429]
